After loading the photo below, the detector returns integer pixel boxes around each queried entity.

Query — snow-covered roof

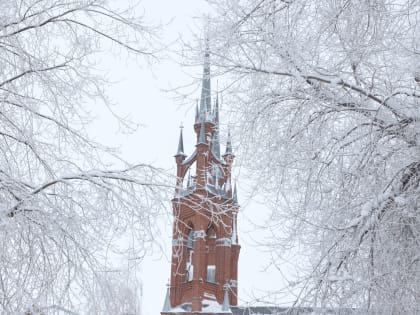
[166,299,232,314]
[230,306,363,315]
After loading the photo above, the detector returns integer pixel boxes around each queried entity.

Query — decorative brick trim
[216,238,232,247]
[193,230,206,239]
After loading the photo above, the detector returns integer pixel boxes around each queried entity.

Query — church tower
[161,47,240,315]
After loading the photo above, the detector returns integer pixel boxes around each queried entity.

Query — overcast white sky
[91,1,293,314]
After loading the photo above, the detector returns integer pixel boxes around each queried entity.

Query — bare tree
[202,0,420,313]
[0,0,169,313]
[85,268,143,315]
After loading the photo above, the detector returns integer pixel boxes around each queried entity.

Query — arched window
[187,228,194,249]
[186,225,194,282]
[207,226,216,239]
[186,251,194,282]
[206,225,216,283]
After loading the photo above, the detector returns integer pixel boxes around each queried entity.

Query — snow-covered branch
[0,0,163,313]
[201,0,420,311]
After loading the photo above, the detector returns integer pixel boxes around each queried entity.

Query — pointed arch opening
[179,163,197,197]
[185,224,194,282]
[206,224,217,283]
[206,161,227,196]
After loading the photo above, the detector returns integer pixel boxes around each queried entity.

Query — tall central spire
[165,41,240,315]
[199,39,211,116]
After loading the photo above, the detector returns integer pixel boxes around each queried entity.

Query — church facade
[161,48,240,315]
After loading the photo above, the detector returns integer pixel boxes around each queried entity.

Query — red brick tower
[161,47,240,315]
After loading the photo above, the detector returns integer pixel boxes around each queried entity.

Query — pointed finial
[231,211,238,245]
[233,181,238,204]
[214,92,220,125]
[195,100,199,122]
[187,169,191,187]
[212,129,221,159]
[162,283,171,312]
[198,121,206,145]
[222,284,231,311]
[224,129,233,155]
[199,37,211,117]
[176,123,185,156]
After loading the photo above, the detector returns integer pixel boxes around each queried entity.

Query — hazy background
[90,1,289,314]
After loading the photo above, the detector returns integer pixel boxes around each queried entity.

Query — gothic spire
[199,39,211,118]
[195,100,199,122]
[176,125,185,155]
[186,169,192,188]
[222,285,231,311]
[233,181,238,204]
[212,131,220,159]
[224,129,233,155]
[211,96,220,159]
[162,285,171,312]
[214,92,220,125]
[231,211,238,245]
[213,93,221,158]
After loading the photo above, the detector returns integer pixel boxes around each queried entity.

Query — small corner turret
[222,130,234,167]
[175,125,187,162]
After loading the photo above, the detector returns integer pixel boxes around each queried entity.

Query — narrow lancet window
[207,265,216,282]
[206,225,217,283]
[186,226,194,282]
[187,228,194,249]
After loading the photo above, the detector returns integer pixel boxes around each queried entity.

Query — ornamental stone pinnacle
[224,130,233,156]
[176,124,186,156]
[199,40,212,117]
